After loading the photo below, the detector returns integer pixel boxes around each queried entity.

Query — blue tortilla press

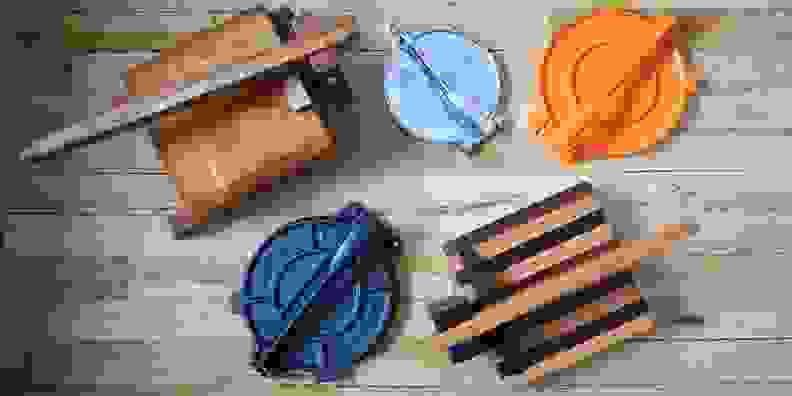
[384,25,505,154]
[241,203,399,382]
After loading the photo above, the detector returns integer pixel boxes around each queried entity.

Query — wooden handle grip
[126,15,354,97]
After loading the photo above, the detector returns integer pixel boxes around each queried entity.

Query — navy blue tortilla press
[241,203,399,382]
[384,24,506,155]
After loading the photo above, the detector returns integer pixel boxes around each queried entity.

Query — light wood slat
[475,193,596,258]
[498,225,612,286]
[524,317,658,384]
[433,238,661,351]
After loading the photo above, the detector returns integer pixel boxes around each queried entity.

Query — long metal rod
[20,63,278,161]
[20,9,351,162]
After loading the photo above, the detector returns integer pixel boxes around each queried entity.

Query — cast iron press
[384,24,506,155]
[241,203,400,383]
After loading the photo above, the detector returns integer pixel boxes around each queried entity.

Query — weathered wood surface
[7,0,792,393]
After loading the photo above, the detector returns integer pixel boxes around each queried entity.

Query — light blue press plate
[384,30,501,148]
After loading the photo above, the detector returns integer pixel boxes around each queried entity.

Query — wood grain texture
[10,0,792,393]
[24,336,792,388]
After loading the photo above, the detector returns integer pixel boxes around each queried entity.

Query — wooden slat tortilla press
[126,8,356,229]
[527,8,700,167]
[429,181,691,384]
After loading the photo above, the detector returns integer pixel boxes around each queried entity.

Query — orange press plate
[530,9,698,161]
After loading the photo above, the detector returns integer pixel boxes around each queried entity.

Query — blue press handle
[396,30,483,143]
[397,32,466,110]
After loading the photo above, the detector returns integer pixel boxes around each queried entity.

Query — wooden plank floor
[7,0,792,394]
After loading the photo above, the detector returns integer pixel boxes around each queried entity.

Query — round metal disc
[384,29,504,149]
[243,210,396,381]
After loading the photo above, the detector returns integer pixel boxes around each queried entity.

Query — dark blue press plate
[241,204,397,382]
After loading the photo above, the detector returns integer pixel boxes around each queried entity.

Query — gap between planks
[76,335,792,345]
[79,48,502,55]
[23,167,748,176]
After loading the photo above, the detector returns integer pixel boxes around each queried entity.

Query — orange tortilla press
[529,8,698,167]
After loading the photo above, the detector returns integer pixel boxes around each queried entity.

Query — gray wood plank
[12,171,792,240]
[13,174,792,338]
[26,335,792,389]
[3,186,579,287]
[70,0,543,53]
[14,253,452,308]
[15,0,792,392]
[19,44,792,177]
[20,382,792,396]
[5,175,581,257]
[439,340,792,393]
[6,174,175,212]
[686,90,792,130]
[5,172,588,216]
[10,217,792,338]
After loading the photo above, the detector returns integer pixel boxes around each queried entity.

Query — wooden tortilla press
[528,8,700,167]
[125,7,355,227]
[429,180,690,384]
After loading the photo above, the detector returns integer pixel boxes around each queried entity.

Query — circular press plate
[535,9,697,159]
[384,29,503,149]
[242,208,395,381]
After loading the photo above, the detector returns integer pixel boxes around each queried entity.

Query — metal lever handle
[390,25,483,143]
